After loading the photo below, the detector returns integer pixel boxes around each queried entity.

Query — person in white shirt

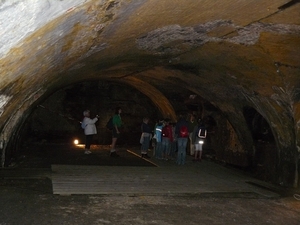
[82,110,99,154]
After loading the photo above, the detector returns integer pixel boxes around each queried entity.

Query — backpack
[162,126,170,138]
[197,126,207,138]
[81,120,86,129]
[106,117,113,130]
[179,125,189,138]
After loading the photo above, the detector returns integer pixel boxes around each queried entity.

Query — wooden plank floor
[51,165,198,194]
[51,164,279,197]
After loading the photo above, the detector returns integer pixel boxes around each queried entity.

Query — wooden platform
[51,164,197,195]
[51,164,279,197]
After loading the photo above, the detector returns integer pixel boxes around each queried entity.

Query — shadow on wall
[243,106,277,183]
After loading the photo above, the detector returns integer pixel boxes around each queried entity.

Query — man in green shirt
[110,107,122,157]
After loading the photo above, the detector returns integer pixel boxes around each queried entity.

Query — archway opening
[21,80,164,146]
[1,80,168,167]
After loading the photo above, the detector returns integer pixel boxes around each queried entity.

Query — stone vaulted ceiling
[0,0,300,186]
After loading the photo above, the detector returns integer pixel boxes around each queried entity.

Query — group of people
[81,107,122,157]
[81,108,207,165]
[140,114,207,165]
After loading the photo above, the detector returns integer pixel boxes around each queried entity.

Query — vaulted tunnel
[0,0,300,188]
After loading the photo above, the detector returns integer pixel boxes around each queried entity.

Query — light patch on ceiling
[189,95,197,99]
[229,23,300,45]
[0,95,12,117]
[0,0,88,58]
[136,21,300,54]
[79,43,109,60]
[68,63,86,71]
[271,85,294,115]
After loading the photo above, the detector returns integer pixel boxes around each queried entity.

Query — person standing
[170,122,177,160]
[154,119,164,159]
[188,114,197,156]
[140,117,152,158]
[82,110,99,154]
[192,119,207,162]
[175,114,189,165]
[161,119,173,160]
[110,107,122,157]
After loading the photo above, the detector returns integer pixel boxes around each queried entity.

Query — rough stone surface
[0,0,300,187]
[1,143,300,225]
[0,192,300,225]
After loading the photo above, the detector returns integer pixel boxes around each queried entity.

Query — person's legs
[189,133,194,156]
[141,136,150,158]
[152,138,157,156]
[193,150,199,161]
[161,138,165,159]
[198,150,203,161]
[111,137,117,150]
[85,135,93,154]
[110,128,120,157]
[141,136,145,154]
[177,138,183,165]
[156,142,162,159]
[162,137,170,159]
[181,138,188,164]
[198,142,203,161]
[165,139,171,160]
[194,143,200,160]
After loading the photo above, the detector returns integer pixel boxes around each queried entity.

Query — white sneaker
[84,150,91,154]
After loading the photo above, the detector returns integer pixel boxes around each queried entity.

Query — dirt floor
[0,143,300,225]
[1,185,300,225]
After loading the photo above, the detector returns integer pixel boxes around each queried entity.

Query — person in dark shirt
[188,114,197,156]
[140,117,152,158]
[175,114,189,165]
[153,119,164,159]
[162,119,173,160]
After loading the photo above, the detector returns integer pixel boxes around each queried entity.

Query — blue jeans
[155,142,163,159]
[162,137,171,158]
[177,138,188,165]
[141,136,150,154]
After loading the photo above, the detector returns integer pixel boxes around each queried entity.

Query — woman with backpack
[192,119,207,162]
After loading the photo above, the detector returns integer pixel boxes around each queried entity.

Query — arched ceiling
[0,0,300,182]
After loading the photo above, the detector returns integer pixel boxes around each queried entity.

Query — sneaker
[110,152,120,157]
[84,150,91,154]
